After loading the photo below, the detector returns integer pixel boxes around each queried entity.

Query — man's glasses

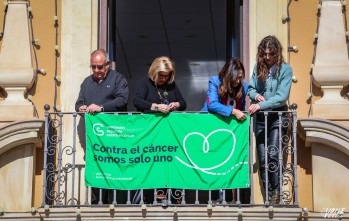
[90,64,105,70]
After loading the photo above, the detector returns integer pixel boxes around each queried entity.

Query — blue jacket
[248,63,293,110]
[201,76,248,117]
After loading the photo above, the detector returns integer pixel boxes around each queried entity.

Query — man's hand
[79,105,87,112]
[86,103,103,113]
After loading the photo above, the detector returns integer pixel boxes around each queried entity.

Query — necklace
[156,87,169,105]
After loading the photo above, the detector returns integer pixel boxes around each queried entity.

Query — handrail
[41,105,298,208]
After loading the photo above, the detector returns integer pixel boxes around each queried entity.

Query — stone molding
[0,1,34,104]
[0,207,303,220]
[0,120,44,155]
[298,118,349,156]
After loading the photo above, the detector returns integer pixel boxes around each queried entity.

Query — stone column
[298,118,349,211]
[0,120,43,212]
[249,0,288,204]
[249,0,288,72]
[0,1,35,122]
[312,0,349,119]
[60,0,98,205]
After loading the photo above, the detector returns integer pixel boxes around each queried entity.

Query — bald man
[75,49,129,113]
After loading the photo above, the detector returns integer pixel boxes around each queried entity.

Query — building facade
[0,0,348,220]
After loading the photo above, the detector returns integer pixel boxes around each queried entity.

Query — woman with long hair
[248,35,293,205]
[201,57,248,203]
[202,58,248,121]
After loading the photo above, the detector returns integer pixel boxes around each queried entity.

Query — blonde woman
[133,56,186,113]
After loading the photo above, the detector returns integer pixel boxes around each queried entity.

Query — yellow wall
[0,1,61,118]
[289,1,317,118]
[1,0,347,210]
[289,0,349,117]
[0,3,2,101]
[30,1,61,118]
[0,0,61,208]
[32,0,62,208]
[289,0,349,210]
[288,0,317,210]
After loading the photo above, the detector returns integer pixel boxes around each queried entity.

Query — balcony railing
[41,104,298,208]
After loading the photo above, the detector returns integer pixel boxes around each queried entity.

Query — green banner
[85,113,250,190]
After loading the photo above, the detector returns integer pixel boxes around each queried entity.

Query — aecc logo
[93,123,104,136]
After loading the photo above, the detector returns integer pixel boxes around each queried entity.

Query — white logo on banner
[93,123,104,136]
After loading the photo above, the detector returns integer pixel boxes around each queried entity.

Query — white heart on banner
[176,129,237,176]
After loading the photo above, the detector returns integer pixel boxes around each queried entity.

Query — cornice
[298,118,349,156]
[0,120,44,155]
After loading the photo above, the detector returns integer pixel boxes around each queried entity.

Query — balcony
[11,105,299,220]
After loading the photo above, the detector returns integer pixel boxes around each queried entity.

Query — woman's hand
[158,104,170,113]
[168,102,180,111]
[256,94,266,102]
[248,103,261,115]
[232,109,246,121]
[152,103,170,114]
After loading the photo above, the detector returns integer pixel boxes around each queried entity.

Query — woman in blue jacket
[201,58,248,203]
[248,35,293,205]
[202,58,248,121]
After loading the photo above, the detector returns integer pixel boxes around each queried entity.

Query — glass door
[103,0,244,111]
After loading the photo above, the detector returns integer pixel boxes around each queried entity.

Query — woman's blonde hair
[148,56,175,85]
